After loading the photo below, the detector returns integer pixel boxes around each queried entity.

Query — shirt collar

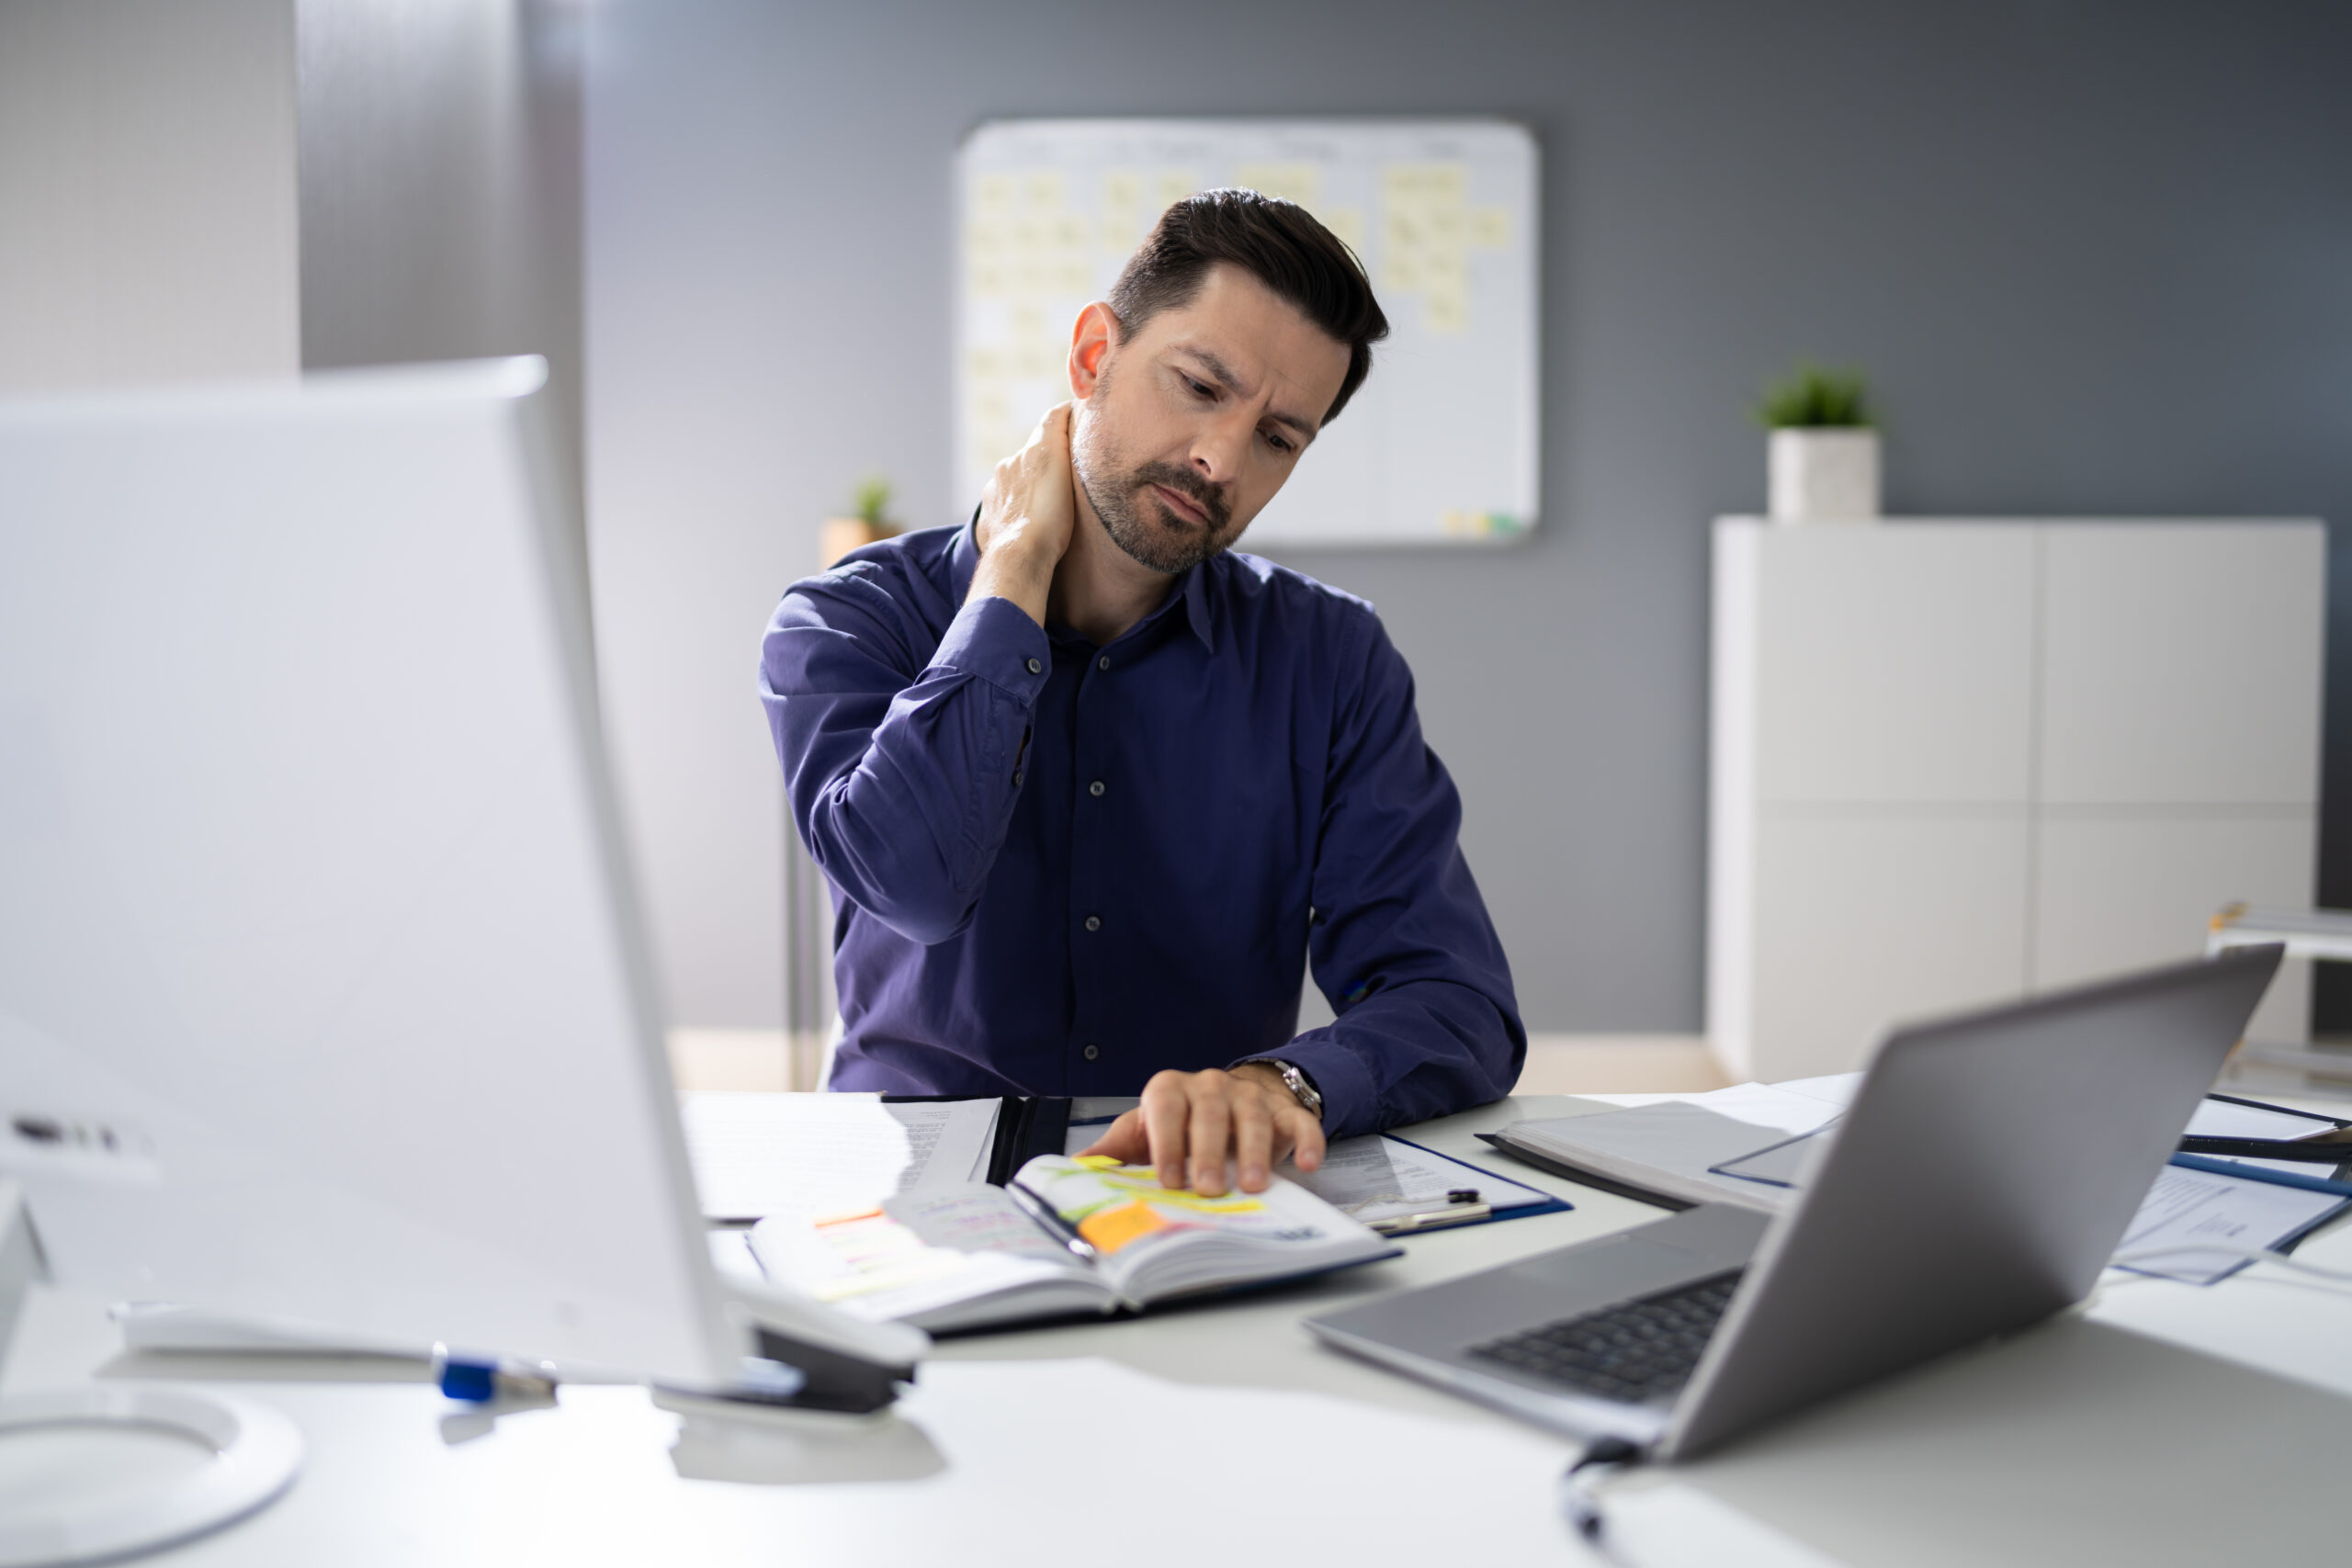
[951,513,1216,652]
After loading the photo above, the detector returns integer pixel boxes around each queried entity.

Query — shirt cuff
[931,592,1051,704]
[1232,1033,1381,1142]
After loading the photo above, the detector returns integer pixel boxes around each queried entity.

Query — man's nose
[1191,410,1253,488]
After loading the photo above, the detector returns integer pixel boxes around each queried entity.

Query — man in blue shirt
[761,190,1522,1197]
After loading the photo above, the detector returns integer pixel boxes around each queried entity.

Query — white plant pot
[1769,427,1881,524]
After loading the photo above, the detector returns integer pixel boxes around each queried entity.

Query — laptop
[1306,947,2282,1460]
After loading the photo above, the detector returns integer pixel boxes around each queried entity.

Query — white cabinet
[1750,525,2037,805]
[1709,518,2324,1081]
[2033,812,2315,1043]
[1752,813,2031,1081]
[2038,527,2324,806]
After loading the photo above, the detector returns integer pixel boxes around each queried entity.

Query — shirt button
[1088,780,1104,797]
[1026,657,1042,674]
[1082,1043,1100,1062]
[1012,771,1023,787]
[1097,655,1110,671]
[1084,915,1102,932]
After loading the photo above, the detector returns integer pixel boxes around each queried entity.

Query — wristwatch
[1240,1058,1324,1123]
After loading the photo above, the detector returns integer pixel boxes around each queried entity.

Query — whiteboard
[956,119,1540,547]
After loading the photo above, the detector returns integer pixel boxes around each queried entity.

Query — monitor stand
[0,1181,303,1566]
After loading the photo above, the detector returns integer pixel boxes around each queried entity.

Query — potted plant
[820,476,900,568]
[1758,367,1879,524]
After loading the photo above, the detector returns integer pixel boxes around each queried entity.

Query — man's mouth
[1149,483,1212,527]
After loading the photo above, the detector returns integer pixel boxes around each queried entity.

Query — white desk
[9,1093,2349,1564]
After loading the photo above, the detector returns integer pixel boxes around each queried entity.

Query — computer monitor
[0,359,914,1393]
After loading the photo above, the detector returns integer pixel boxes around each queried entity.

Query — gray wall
[585,0,2352,1032]
[296,0,583,522]
[0,0,299,392]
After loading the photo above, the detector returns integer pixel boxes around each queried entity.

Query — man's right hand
[968,402,1076,627]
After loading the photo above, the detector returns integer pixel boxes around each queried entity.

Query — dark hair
[1104,188,1388,426]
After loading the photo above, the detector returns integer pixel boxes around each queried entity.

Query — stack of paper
[677,1093,1001,1223]
[1498,1077,2348,1285]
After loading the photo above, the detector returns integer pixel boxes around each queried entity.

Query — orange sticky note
[1077,1200,1169,1255]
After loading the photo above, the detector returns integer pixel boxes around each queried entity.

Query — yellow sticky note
[1322,207,1365,251]
[1014,339,1061,379]
[1425,284,1468,335]
[1469,206,1512,248]
[976,175,1015,215]
[1073,1154,1124,1169]
[1155,170,1200,209]
[1023,171,1067,210]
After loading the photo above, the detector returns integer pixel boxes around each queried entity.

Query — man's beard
[1073,433,1238,575]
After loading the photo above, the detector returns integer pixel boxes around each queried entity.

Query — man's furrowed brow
[1179,346,1319,444]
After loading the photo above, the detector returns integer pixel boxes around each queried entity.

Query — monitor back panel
[0,362,735,1384]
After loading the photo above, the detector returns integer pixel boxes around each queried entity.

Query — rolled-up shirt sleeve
[1250,613,1526,1139]
[762,565,1048,946]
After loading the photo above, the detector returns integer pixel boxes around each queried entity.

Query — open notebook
[746,1155,1400,1334]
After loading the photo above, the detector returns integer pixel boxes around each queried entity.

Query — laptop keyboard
[1466,1270,1744,1404]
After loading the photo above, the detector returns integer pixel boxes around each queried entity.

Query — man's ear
[1067,302,1118,400]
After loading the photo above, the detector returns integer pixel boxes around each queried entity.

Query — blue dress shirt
[758,521,1523,1139]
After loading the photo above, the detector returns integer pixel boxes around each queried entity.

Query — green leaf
[851,475,893,526]
[1756,365,1872,429]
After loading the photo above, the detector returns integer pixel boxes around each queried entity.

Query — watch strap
[1240,1058,1324,1123]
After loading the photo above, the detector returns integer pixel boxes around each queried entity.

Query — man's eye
[1264,431,1295,454]
[1185,378,1215,400]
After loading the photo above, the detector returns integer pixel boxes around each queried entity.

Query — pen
[1370,1203,1493,1235]
[1005,1179,1099,1263]
[2177,1134,2352,1163]
[2168,1153,2352,1200]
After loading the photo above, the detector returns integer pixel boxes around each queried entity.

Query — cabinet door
[1751,812,2030,1079]
[2039,525,2324,807]
[1753,525,2036,806]
[2034,811,2316,1043]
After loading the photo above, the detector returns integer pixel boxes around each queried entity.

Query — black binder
[881,1095,1073,1186]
